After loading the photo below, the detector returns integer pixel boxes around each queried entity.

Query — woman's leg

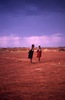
[30,59,32,63]
[39,57,40,62]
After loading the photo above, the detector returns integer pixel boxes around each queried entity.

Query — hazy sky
[0,0,65,47]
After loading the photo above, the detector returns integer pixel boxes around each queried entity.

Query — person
[37,45,42,62]
[28,44,35,63]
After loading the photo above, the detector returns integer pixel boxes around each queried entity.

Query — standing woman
[37,45,42,62]
[28,44,35,63]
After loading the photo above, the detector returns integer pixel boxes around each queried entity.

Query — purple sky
[0,0,65,47]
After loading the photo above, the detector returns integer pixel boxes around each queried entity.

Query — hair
[39,45,41,49]
[32,44,34,48]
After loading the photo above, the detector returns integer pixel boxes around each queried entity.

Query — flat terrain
[0,48,65,100]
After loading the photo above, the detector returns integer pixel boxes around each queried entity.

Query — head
[31,44,34,49]
[39,45,41,49]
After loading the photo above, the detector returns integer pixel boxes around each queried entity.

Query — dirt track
[0,49,65,100]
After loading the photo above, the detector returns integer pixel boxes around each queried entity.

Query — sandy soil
[0,49,65,100]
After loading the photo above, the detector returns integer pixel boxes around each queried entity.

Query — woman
[37,45,42,62]
[28,44,35,63]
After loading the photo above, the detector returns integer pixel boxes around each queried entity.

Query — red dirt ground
[0,49,65,100]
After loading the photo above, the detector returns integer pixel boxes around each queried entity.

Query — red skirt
[37,51,41,57]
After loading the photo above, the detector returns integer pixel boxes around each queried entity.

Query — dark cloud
[0,0,65,15]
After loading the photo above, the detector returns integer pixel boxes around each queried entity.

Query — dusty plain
[0,48,65,100]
